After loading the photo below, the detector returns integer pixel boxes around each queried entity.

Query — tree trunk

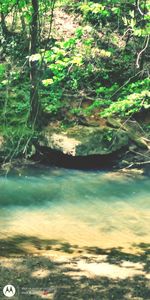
[1,12,9,36]
[18,6,27,36]
[29,0,41,128]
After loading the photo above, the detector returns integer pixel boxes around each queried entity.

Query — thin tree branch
[137,0,145,16]
[123,160,150,169]
[111,71,142,98]
[136,35,150,68]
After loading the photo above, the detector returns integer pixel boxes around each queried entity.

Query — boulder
[40,125,129,156]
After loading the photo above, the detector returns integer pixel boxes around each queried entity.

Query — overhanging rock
[40,125,129,156]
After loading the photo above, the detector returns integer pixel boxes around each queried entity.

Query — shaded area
[0,236,150,299]
[33,146,124,169]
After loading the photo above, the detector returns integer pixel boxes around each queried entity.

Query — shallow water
[0,166,150,254]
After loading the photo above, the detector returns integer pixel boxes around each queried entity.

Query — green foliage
[43,34,84,84]
[41,89,63,114]
[84,78,150,117]
[0,64,6,81]
[1,125,37,159]
[79,1,110,24]
[101,90,150,117]
[85,99,112,115]
[103,129,114,142]
[41,34,86,114]
[1,0,150,163]
[118,78,150,98]
[39,0,150,119]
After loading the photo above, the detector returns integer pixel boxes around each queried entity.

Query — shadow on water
[0,235,150,299]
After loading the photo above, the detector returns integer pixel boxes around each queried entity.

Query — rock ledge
[40,125,129,156]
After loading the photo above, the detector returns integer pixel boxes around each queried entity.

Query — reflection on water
[0,167,150,252]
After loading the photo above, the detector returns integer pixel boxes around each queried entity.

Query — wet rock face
[40,125,129,156]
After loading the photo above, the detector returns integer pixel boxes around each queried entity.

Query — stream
[0,166,150,255]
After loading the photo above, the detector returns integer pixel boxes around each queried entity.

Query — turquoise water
[0,167,150,253]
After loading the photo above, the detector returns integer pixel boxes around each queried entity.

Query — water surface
[0,167,150,254]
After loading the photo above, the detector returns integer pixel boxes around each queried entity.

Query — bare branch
[111,71,142,98]
[137,0,145,16]
[136,35,150,68]
[124,160,150,169]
